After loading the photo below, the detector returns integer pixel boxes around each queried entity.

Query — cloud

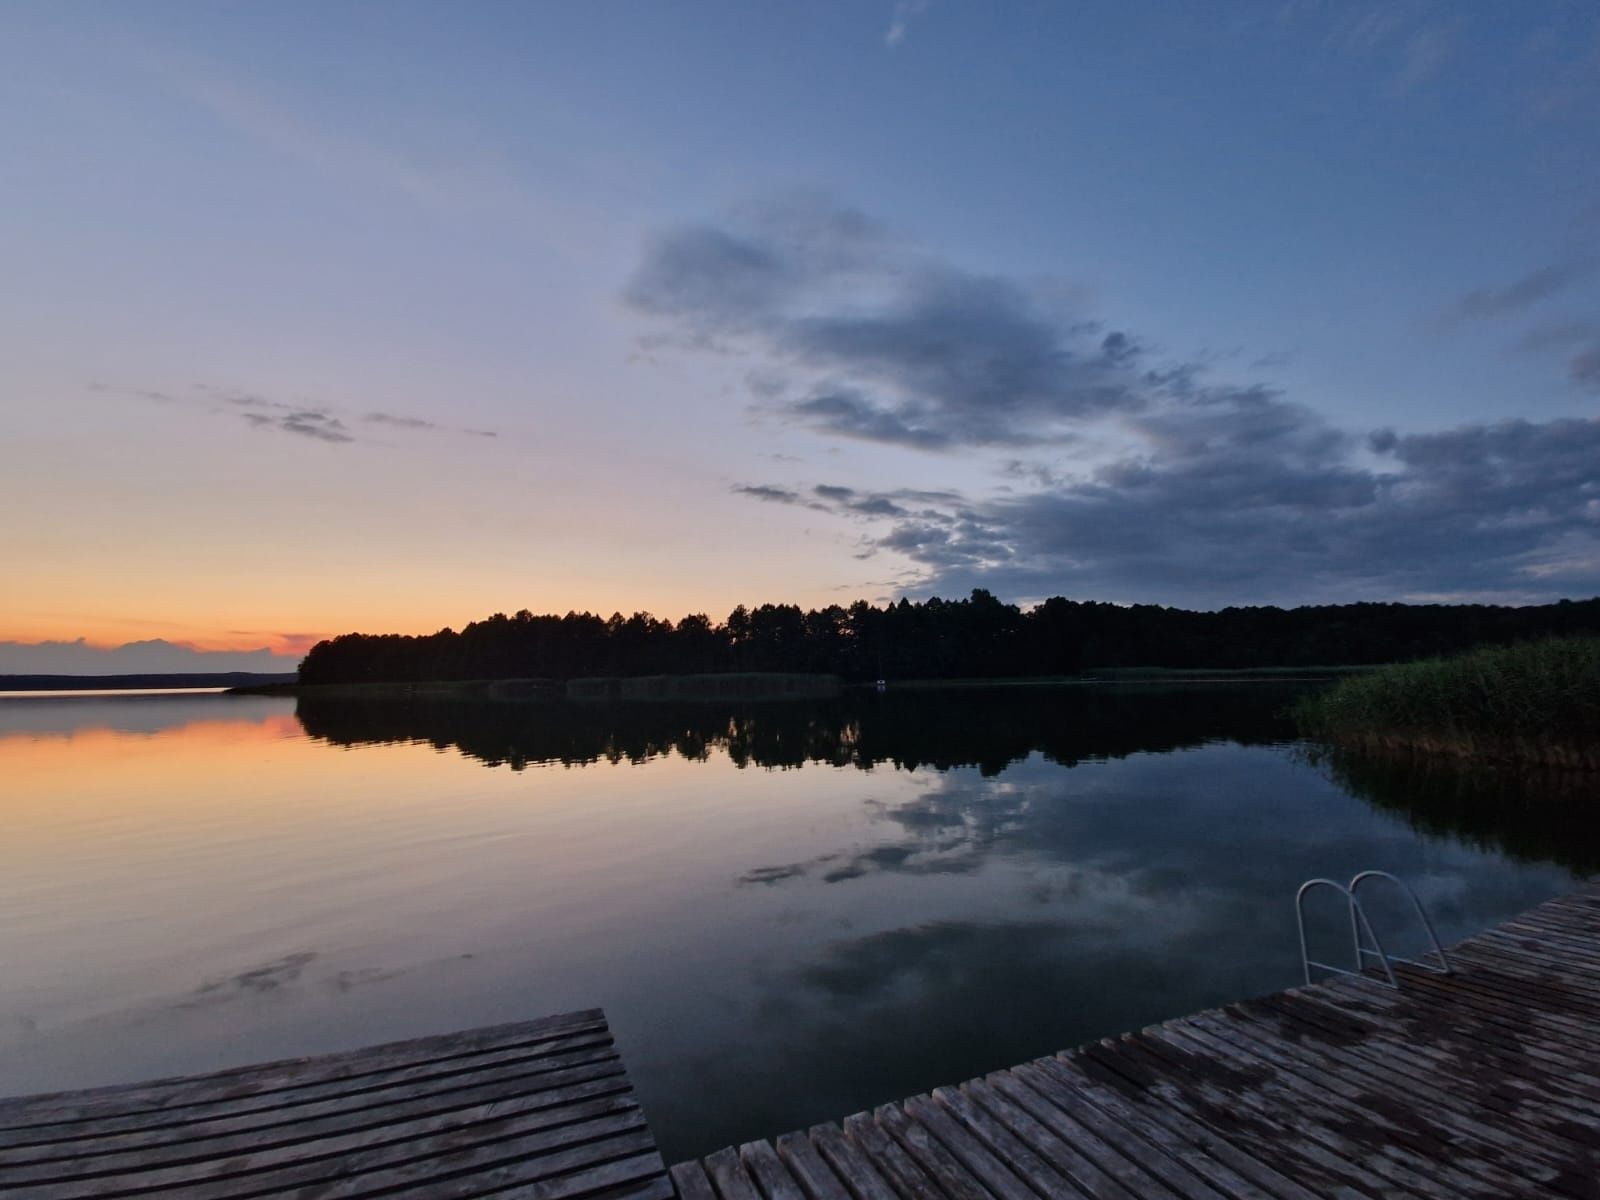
[0,638,303,675]
[100,384,498,444]
[635,198,1600,605]
[627,197,1158,450]
[753,405,1600,607]
[1461,266,1600,391]
[160,58,525,215]
[733,484,828,512]
[1571,346,1600,391]
[1444,259,1595,322]
[363,412,496,437]
[1394,22,1457,92]
[242,408,354,443]
[884,0,930,48]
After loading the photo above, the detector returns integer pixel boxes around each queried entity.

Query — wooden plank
[1072,1041,1373,1200]
[393,1147,665,1200]
[926,1083,1094,1200]
[1447,946,1600,1013]
[1104,1033,1394,1200]
[1218,1000,1600,1189]
[0,1011,608,1128]
[740,1139,808,1200]
[1450,935,1600,992]
[0,1058,631,1175]
[9,1097,650,1200]
[1316,977,1600,1083]
[1177,1010,1589,1198]
[894,1095,1035,1200]
[1004,1060,1223,1200]
[0,1030,618,1149]
[1128,1025,1449,1199]
[1484,926,1600,972]
[1397,967,1600,1047]
[1013,1056,1232,1200]
[807,1122,902,1200]
[673,1159,722,1200]
[1235,994,1600,1145]
[962,1076,1136,1200]
[842,1111,946,1200]
[988,1065,1188,1200]
[704,1145,764,1200]
[578,1175,678,1200]
[1257,987,1600,1113]
[773,1130,855,1200]
[872,1103,995,1200]
[1047,1051,1324,1200]
[0,1007,671,1200]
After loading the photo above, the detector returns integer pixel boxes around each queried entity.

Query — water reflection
[294,683,1301,773]
[1311,746,1600,874]
[634,745,1578,1154]
[0,687,1586,1164]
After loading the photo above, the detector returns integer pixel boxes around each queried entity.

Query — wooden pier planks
[674,882,1600,1200]
[0,1007,671,1200]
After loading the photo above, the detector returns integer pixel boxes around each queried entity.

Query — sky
[3,1,1599,672]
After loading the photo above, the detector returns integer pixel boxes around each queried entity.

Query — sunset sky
[4,1,1599,672]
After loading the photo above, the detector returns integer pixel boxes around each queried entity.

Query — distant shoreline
[230,664,1367,700]
[0,672,298,692]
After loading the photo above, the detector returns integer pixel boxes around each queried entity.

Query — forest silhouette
[298,591,1600,685]
[294,683,1300,774]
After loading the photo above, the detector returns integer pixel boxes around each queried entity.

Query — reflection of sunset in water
[0,690,1581,1164]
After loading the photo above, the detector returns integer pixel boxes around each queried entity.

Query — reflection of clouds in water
[734,745,1581,1013]
[181,952,412,1008]
[192,952,318,998]
[663,745,1578,1155]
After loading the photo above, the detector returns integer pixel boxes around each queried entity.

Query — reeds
[1294,635,1600,770]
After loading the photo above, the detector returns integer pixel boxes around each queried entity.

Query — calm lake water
[0,684,1585,1161]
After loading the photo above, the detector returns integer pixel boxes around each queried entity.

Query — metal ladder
[1295,870,1452,988]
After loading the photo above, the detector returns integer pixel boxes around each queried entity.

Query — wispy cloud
[154,54,524,215]
[240,408,353,444]
[95,383,498,445]
[884,0,930,49]
[1441,259,1600,392]
[1394,22,1457,93]
[1444,260,1595,322]
[363,412,496,438]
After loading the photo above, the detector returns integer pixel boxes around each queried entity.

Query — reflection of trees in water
[1309,747,1600,874]
[294,684,1302,774]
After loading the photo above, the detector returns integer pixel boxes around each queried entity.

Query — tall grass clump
[1294,635,1600,770]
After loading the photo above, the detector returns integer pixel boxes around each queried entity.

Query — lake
[0,683,1583,1162]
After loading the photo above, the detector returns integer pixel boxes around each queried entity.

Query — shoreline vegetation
[1294,636,1600,771]
[292,591,1600,688]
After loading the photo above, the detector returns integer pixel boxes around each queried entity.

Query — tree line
[296,591,1600,685]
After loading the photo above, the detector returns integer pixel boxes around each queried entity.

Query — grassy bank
[1294,636,1600,769]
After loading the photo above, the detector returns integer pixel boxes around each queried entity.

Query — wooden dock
[673,884,1600,1200]
[0,1007,671,1199]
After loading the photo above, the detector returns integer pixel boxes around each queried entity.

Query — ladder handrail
[1296,870,1452,988]
[1295,878,1399,988]
[1349,869,1453,976]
